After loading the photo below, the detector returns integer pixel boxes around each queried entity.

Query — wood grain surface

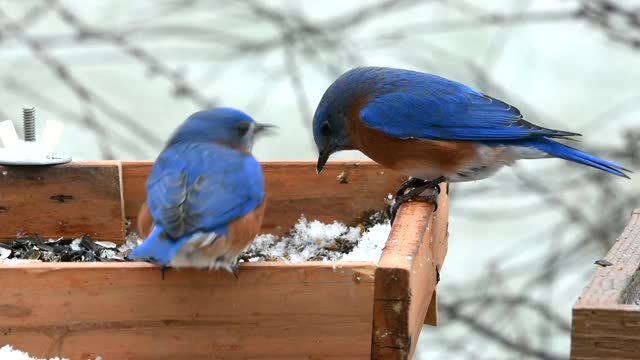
[571,209,640,360]
[372,184,449,360]
[0,161,124,241]
[122,160,406,237]
[0,261,376,359]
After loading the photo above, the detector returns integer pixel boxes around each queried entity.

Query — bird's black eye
[237,122,251,137]
[320,123,332,137]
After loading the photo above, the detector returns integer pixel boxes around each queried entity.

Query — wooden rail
[571,209,640,360]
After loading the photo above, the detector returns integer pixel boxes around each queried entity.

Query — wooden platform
[571,209,640,360]
[0,160,449,360]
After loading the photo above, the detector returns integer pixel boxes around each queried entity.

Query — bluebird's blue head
[168,107,276,152]
[312,104,351,174]
[313,68,378,173]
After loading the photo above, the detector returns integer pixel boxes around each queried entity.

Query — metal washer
[0,153,72,166]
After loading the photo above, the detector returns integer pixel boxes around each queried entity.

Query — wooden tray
[0,161,449,360]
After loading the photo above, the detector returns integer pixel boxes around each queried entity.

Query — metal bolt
[0,106,72,166]
[22,106,35,142]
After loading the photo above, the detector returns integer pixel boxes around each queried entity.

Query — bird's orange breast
[138,197,266,258]
[137,201,153,238]
[198,199,267,258]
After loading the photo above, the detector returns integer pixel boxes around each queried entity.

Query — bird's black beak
[316,147,333,174]
[255,123,278,135]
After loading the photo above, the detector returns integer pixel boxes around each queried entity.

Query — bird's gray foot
[389,176,446,224]
[394,177,429,199]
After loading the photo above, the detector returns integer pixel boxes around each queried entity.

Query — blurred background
[1,0,639,358]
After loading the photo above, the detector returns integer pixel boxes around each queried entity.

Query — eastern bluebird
[312,67,631,220]
[129,107,274,275]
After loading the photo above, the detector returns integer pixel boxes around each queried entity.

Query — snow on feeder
[0,160,448,360]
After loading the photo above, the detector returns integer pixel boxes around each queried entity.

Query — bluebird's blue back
[130,108,273,272]
[313,67,631,181]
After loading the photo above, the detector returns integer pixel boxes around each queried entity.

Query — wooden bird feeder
[0,160,448,360]
[570,209,640,360]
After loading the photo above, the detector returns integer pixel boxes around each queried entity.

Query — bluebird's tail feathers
[528,138,631,178]
[129,226,192,266]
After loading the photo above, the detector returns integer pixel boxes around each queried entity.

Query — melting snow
[241,215,391,263]
[0,345,70,360]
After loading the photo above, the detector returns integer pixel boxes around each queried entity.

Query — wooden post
[372,184,449,360]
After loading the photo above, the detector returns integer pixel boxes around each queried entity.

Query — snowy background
[1,0,639,359]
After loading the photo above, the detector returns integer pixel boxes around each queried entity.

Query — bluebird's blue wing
[359,74,579,141]
[130,142,264,264]
[144,170,189,239]
[146,142,264,239]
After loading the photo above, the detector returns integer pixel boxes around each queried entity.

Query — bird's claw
[389,191,439,224]
[160,265,170,280]
[389,176,446,225]
[395,177,429,198]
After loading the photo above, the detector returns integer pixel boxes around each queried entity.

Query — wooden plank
[120,160,151,235]
[0,261,376,360]
[570,209,640,360]
[0,160,403,241]
[0,161,124,242]
[573,208,640,307]
[430,185,450,268]
[423,185,449,327]
[571,308,640,360]
[424,289,438,326]
[121,160,406,236]
[371,185,449,360]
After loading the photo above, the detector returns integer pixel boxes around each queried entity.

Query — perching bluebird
[129,107,275,275]
[312,67,631,220]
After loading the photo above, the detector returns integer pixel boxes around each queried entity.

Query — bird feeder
[0,160,448,360]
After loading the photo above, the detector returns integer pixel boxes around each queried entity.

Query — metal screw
[22,106,35,142]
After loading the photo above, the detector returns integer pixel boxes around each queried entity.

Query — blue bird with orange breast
[129,108,275,275]
[313,67,631,220]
